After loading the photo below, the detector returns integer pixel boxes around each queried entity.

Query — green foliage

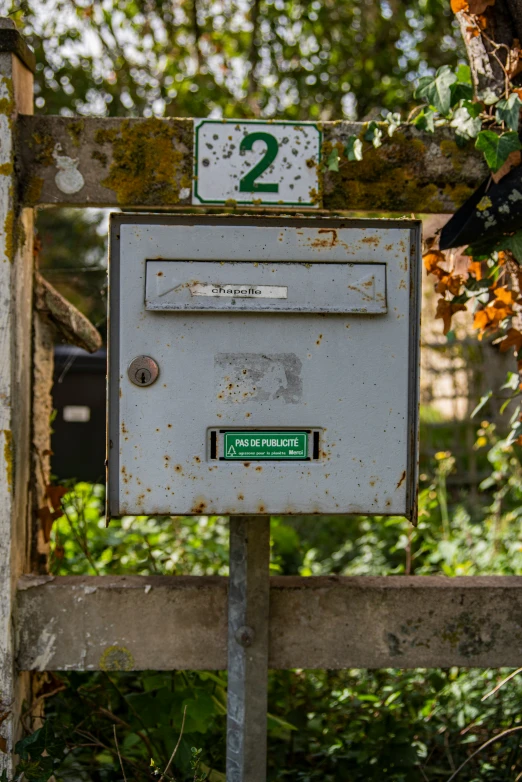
[344,135,363,161]
[363,120,383,148]
[415,64,457,115]
[450,103,481,143]
[496,93,522,131]
[412,106,435,132]
[50,484,229,577]
[475,130,522,173]
[7,0,462,121]
[411,62,522,172]
[326,147,340,172]
[499,229,522,263]
[15,722,66,781]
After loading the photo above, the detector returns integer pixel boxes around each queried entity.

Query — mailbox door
[108,216,420,518]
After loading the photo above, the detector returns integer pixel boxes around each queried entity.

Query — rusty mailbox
[108,215,421,519]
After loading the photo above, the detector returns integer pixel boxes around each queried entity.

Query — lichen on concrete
[23,176,43,205]
[95,118,193,205]
[322,127,481,213]
[3,430,12,493]
[66,119,84,147]
[30,131,56,168]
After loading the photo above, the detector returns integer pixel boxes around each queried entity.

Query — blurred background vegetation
[7,0,522,780]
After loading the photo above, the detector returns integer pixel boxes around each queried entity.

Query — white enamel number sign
[193,119,321,207]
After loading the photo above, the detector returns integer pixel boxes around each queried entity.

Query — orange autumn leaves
[473,285,516,333]
[450,0,495,14]
[424,249,522,354]
[424,250,466,334]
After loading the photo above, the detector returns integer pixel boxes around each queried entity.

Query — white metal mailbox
[108,216,421,519]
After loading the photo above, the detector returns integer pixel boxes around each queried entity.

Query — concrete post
[0,17,35,771]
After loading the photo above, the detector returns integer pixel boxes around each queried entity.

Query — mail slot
[145,260,387,314]
[108,215,420,518]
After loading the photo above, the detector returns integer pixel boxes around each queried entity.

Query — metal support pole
[226,516,270,782]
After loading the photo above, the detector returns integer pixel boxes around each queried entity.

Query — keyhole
[135,367,151,385]
[128,357,158,387]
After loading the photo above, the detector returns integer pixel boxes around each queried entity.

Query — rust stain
[361,235,380,246]
[308,228,338,249]
[175,464,183,473]
[396,470,406,489]
[237,493,244,501]
[194,456,201,463]
[316,334,323,346]
[191,498,207,514]
[255,466,263,472]
[258,504,266,513]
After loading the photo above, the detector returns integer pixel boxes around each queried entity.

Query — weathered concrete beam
[16,575,522,670]
[34,272,102,353]
[17,116,487,213]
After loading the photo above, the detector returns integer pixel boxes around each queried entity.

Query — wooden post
[227,517,270,782]
[0,18,35,771]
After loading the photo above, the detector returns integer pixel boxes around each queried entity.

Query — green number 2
[239,132,279,193]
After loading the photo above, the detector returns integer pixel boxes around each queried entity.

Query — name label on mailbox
[191,283,288,299]
[224,432,308,460]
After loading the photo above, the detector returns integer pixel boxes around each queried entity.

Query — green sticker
[224,432,308,460]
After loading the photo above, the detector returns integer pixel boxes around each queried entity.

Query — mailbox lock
[128,356,159,387]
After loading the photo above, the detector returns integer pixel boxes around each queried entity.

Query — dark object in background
[52,346,106,483]
[440,165,522,253]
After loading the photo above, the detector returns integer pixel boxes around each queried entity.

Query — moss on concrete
[66,119,84,147]
[3,429,13,493]
[95,118,193,205]
[23,176,44,205]
[322,129,478,213]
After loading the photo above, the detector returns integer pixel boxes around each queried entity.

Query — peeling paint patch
[32,624,57,670]
[215,353,302,404]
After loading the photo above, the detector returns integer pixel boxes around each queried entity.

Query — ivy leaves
[450,104,482,141]
[14,721,66,782]
[414,63,522,174]
[496,93,522,131]
[475,130,522,172]
[326,118,392,171]
[413,65,482,146]
[415,65,458,115]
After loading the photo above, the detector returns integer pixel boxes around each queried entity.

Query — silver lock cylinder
[128,356,159,387]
